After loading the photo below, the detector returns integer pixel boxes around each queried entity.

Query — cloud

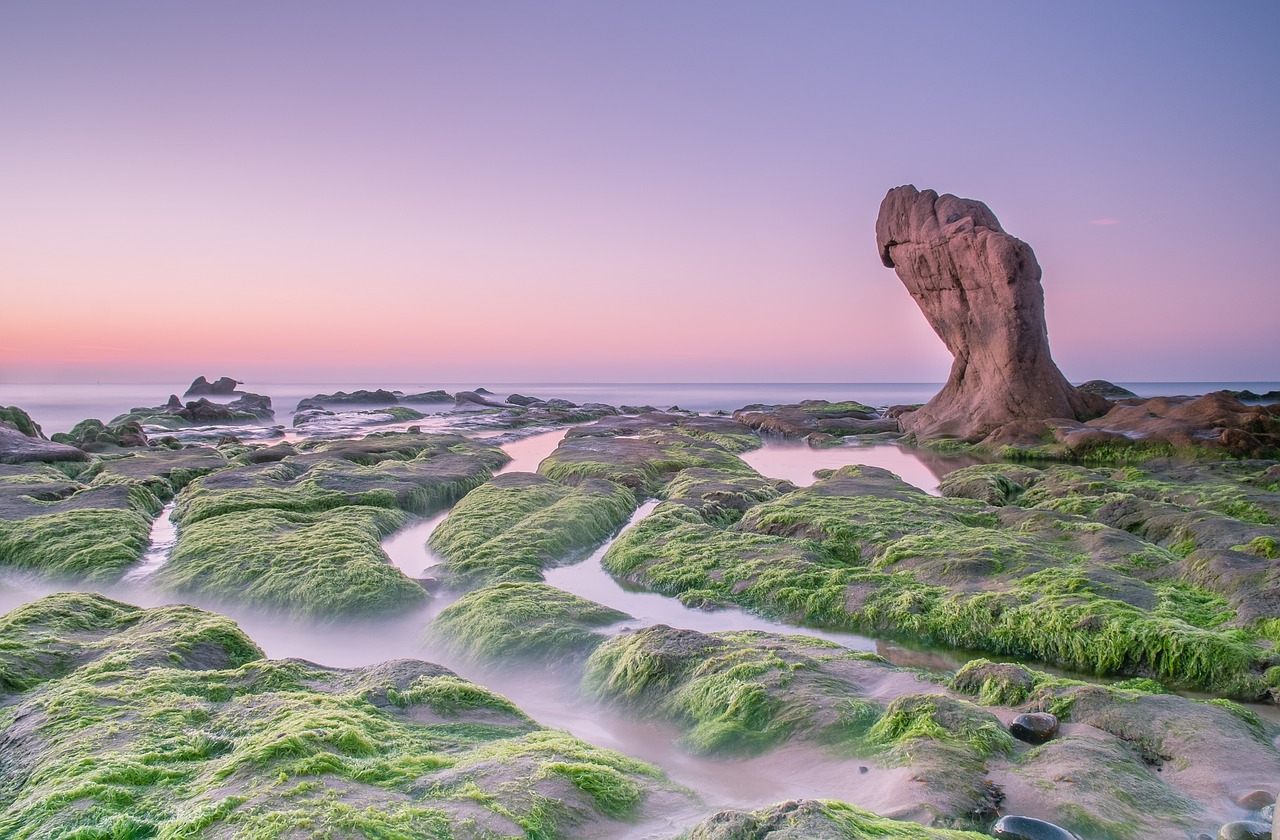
[1089,218,1120,226]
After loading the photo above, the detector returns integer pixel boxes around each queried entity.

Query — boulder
[0,422,89,464]
[1009,711,1059,744]
[875,185,1109,443]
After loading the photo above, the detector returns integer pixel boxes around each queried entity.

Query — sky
[2,1,1277,384]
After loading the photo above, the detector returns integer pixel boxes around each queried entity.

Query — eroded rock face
[876,185,1108,442]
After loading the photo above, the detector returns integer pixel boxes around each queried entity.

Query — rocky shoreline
[1,190,1278,837]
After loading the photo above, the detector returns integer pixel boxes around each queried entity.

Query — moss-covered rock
[950,658,1280,839]
[541,416,758,495]
[429,472,637,585]
[428,582,630,662]
[604,465,1280,697]
[0,448,229,582]
[0,593,686,838]
[154,434,508,617]
[0,406,44,439]
[159,505,423,618]
[681,799,990,839]
[585,627,894,756]
[732,400,898,438]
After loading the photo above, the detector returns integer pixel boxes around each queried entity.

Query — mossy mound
[0,447,232,582]
[428,582,630,663]
[0,406,44,438]
[584,627,894,757]
[429,472,638,585]
[681,799,990,839]
[731,400,897,438]
[159,506,423,618]
[49,418,149,450]
[604,464,1280,697]
[177,433,507,524]
[541,417,759,495]
[0,593,683,838]
[949,658,1280,839]
[583,627,1009,824]
[159,434,508,617]
[943,461,1280,631]
[0,591,262,697]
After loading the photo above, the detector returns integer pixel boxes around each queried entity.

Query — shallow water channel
[3,425,1275,837]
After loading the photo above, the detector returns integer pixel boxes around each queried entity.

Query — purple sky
[2,1,1277,383]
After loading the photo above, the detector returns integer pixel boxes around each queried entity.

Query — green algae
[681,799,991,840]
[866,693,1012,761]
[604,465,1279,696]
[428,582,630,662]
[429,473,637,585]
[0,593,678,839]
[158,433,508,616]
[0,406,43,438]
[539,428,755,495]
[158,506,422,619]
[0,508,153,582]
[583,627,888,756]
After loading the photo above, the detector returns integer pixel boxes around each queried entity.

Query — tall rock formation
[875,185,1108,442]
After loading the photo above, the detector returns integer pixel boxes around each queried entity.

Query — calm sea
[1,380,1277,435]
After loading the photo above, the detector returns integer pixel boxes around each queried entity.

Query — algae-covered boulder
[0,447,228,582]
[682,799,990,839]
[159,433,509,617]
[428,581,629,662]
[50,417,149,450]
[950,658,1280,838]
[0,593,689,838]
[732,400,897,438]
[584,627,899,756]
[0,406,88,465]
[605,463,1280,698]
[429,471,637,585]
[543,413,760,494]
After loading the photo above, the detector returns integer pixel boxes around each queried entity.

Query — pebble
[1237,791,1277,811]
[1009,712,1060,745]
[1217,820,1271,840]
[991,815,1078,840]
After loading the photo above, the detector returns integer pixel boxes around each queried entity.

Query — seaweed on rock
[428,582,630,662]
[604,464,1280,697]
[160,433,508,617]
[0,593,685,839]
[428,472,638,585]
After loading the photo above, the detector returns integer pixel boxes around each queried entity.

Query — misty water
[5,383,1280,835]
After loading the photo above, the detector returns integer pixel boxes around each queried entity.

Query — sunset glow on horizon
[3,2,1277,385]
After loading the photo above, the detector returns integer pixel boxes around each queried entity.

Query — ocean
[3,380,1278,435]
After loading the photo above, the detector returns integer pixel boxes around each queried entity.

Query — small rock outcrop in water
[876,185,1109,443]
[184,375,241,396]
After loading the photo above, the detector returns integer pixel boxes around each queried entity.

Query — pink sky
[2,3,1277,384]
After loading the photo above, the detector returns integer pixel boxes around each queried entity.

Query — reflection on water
[740,438,984,494]
[493,428,569,475]
[380,512,449,577]
[544,502,879,651]
[122,501,178,581]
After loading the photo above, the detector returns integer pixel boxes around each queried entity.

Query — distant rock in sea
[184,375,242,397]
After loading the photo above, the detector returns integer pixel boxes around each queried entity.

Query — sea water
[3,379,1278,435]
